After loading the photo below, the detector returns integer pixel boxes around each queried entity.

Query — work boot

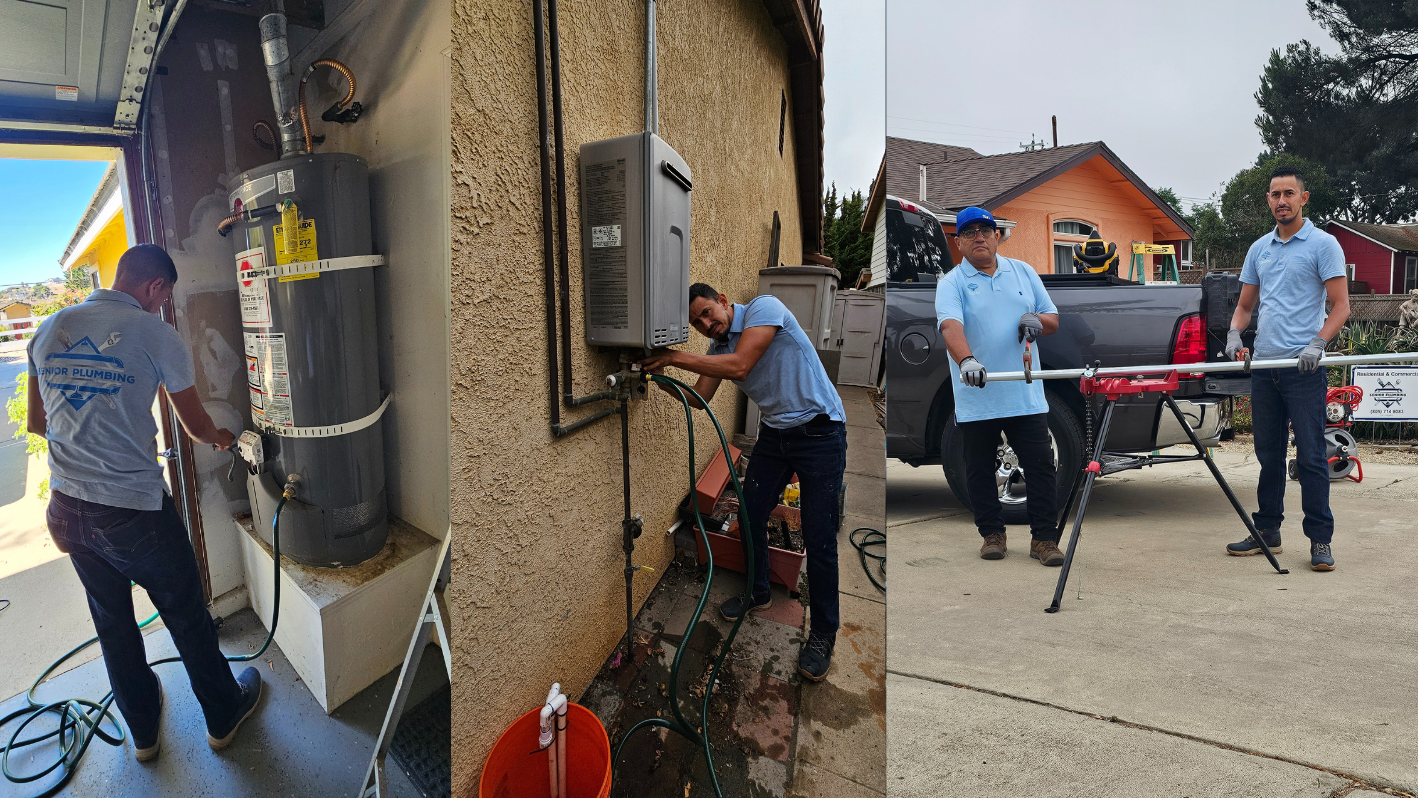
[720,593,772,622]
[135,677,164,762]
[208,667,263,750]
[1030,539,1065,567]
[1226,528,1282,556]
[979,531,1007,560]
[798,632,834,682]
[1311,541,1336,571]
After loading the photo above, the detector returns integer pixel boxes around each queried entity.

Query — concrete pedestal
[236,514,440,713]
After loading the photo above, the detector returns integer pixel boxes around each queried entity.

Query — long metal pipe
[534,0,563,435]
[645,0,657,134]
[986,351,1418,383]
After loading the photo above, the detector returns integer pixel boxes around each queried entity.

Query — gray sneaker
[135,678,164,762]
[1311,541,1335,571]
[1227,528,1282,556]
[208,667,263,750]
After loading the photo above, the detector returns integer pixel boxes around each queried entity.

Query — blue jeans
[740,417,847,639]
[1251,367,1334,543]
[46,491,243,745]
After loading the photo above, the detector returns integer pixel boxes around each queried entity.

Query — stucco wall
[449,0,804,787]
[997,156,1174,278]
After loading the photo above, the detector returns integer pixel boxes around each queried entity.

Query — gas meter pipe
[609,374,756,798]
[984,351,1418,384]
[1,495,292,797]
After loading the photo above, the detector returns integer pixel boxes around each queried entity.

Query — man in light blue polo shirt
[1224,165,1349,570]
[639,283,846,682]
[27,245,263,761]
[936,207,1062,565]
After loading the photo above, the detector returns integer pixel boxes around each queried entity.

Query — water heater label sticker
[591,225,622,248]
[273,219,319,273]
[584,158,629,330]
[244,332,293,427]
[277,169,296,194]
[236,248,272,326]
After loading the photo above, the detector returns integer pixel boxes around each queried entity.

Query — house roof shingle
[882,135,1194,238]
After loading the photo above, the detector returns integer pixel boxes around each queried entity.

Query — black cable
[850,527,886,592]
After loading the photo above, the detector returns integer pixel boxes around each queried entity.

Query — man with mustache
[1225,165,1350,570]
[936,206,1062,565]
[639,283,846,682]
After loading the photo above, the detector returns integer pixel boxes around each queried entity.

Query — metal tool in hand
[985,351,1418,383]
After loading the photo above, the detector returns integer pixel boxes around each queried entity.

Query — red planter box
[691,444,807,590]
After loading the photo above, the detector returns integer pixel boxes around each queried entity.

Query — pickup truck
[883,196,1254,524]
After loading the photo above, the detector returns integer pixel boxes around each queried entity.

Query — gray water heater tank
[580,131,692,349]
[228,152,388,567]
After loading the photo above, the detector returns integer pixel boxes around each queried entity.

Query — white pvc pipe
[553,694,569,798]
[984,351,1418,383]
[542,684,561,798]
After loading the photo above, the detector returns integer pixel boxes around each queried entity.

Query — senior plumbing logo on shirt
[39,332,136,410]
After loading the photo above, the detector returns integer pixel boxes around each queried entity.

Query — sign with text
[1351,366,1418,422]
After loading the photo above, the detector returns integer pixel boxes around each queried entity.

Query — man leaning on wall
[638,283,848,682]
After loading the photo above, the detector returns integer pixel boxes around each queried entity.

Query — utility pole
[1052,115,1058,148]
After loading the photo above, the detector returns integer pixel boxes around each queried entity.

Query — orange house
[880,136,1193,279]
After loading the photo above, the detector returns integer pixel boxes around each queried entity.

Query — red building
[1326,220,1418,295]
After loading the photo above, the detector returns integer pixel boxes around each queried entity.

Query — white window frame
[1050,218,1099,275]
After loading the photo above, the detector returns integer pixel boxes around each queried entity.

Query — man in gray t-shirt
[27,245,263,760]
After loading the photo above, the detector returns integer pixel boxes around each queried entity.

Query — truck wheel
[940,392,1086,527]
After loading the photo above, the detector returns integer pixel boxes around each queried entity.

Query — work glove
[1298,336,1327,374]
[1018,313,1043,343]
[1225,329,1245,362]
[959,356,987,388]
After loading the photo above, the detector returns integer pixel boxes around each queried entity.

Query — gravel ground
[1217,432,1418,466]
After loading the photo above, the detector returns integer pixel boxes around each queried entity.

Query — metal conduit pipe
[535,0,617,436]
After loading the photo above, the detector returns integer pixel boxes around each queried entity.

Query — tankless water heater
[580,131,692,349]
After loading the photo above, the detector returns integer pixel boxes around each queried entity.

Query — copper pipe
[299,58,357,153]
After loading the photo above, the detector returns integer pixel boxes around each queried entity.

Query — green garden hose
[610,374,755,798]
[0,495,288,797]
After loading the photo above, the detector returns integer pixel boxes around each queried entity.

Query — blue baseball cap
[954,206,997,232]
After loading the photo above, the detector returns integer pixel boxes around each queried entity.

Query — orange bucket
[479,703,612,798]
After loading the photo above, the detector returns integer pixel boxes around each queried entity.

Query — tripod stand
[1046,367,1288,614]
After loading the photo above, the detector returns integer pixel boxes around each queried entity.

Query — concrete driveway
[887,448,1418,797]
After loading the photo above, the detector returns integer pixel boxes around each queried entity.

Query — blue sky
[0,159,110,287]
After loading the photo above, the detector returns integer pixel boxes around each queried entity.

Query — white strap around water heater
[242,254,386,281]
[259,393,391,438]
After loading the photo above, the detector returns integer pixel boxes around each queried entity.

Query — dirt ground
[1219,432,1418,466]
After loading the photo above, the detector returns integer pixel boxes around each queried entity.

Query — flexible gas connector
[298,58,357,153]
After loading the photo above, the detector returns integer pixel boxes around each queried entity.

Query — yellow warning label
[273,219,319,279]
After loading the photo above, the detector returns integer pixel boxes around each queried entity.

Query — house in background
[1326,220,1418,295]
[875,136,1193,280]
[58,162,129,290]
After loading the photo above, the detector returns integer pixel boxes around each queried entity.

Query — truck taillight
[1173,313,1206,375]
